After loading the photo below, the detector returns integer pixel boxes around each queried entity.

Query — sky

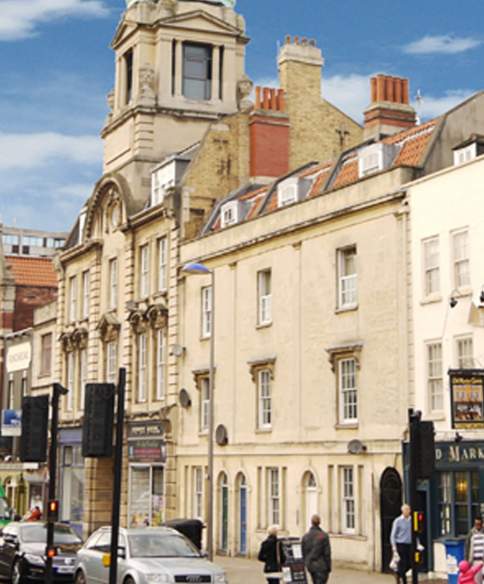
[0,0,483,232]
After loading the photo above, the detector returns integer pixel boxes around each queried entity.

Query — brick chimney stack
[249,86,290,179]
[363,74,417,140]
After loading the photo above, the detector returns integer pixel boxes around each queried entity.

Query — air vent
[215,424,229,446]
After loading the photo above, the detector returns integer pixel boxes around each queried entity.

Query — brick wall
[13,286,57,332]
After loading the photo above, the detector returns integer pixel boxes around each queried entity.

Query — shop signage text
[435,442,484,465]
[6,343,31,373]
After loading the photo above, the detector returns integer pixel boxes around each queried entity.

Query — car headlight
[24,554,45,567]
[214,574,227,584]
[145,575,173,583]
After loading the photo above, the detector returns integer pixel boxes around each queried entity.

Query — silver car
[74,526,228,584]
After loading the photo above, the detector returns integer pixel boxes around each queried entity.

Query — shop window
[61,445,84,523]
[438,471,480,536]
[128,465,164,527]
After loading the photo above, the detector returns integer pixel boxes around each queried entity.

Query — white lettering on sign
[6,343,31,373]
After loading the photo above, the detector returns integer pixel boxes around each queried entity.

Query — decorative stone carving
[237,74,253,112]
[139,64,156,107]
[60,328,88,353]
[128,309,148,334]
[248,357,276,382]
[96,313,121,343]
[326,342,363,372]
[146,304,168,330]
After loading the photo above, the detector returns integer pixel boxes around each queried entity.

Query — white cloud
[0,132,103,170]
[415,89,475,118]
[0,0,109,41]
[323,73,372,122]
[404,35,481,55]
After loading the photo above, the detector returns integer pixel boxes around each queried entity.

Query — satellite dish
[179,389,192,409]
[347,439,367,455]
[215,424,229,446]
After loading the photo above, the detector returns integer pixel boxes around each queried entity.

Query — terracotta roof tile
[5,256,57,288]
[331,158,359,190]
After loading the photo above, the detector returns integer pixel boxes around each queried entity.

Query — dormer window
[278,183,298,207]
[151,165,175,206]
[454,143,477,166]
[221,201,239,228]
[358,143,395,178]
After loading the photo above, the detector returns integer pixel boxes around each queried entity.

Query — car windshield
[22,525,82,544]
[128,533,200,558]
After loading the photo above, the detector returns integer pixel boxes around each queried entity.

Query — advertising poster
[449,369,484,429]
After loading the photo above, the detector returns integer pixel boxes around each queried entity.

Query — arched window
[302,471,319,531]
[218,472,229,552]
[236,473,248,555]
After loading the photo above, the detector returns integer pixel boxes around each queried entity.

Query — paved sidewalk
[217,555,393,583]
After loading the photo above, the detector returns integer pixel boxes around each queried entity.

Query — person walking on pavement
[391,504,412,584]
[258,525,286,584]
[466,517,484,561]
[302,514,332,584]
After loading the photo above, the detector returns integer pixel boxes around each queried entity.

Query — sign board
[6,343,31,373]
[128,422,166,463]
[449,369,484,429]
[1,409,21,437]
[435,441,484,466]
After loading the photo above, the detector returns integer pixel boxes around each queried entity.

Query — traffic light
[20,396,49,463]
[46,547,57,559]
[82,384,115,458]
[414,549,424,565]
[413,511,424,534]
[416,421,435,479]
[47,500,59,523]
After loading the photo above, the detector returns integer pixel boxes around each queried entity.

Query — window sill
[198,430,209,437]
[334,423,359,430]
[200,335,211,342]
[453,287,472,298]
[256,322,272,330]
[255,427,272,434]
[420,294,442,305]
[335,305,358,314]
[153,290,168,299]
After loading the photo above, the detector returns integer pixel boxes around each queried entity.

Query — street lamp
[182,262,215,561]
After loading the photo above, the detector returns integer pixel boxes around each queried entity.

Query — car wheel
[11,560,24,584]
[124,577,135,584]
[74,570,87,584]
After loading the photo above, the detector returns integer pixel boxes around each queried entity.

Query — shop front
[427,441,484,575]
[59,428,84,536]
[127,421,167,528]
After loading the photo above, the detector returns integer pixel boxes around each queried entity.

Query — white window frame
[200,378,210,433]
[193,467,204,520]
[454,143,477,166]
[201,286,212,339]
[258,370,272,429]
[426,341,443,412]
[79,348,87,411]
[268,468,280,527]
[109,258,118,310]
[138,333,148,403]
[452,229,470,290]
[69,276,78,322]
[456,335,473,369]
[341,467,356,534]
[139,244,150,299]
[338,358,358,424]
[338,247,357,309]
[106,341,118,384]
[258,270,272,326]
[81,270,90,320]
[158,237,168,292]
[221,201,239,228]
[155,329,166,401]
[66,352,75,411]
[277,183,298,208]
[358,144,384,177]
[422,237,440,297]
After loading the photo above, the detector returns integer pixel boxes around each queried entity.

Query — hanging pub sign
[449,369,484,429]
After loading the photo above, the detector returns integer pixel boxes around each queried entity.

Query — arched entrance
[303,471,319,531]
[236,473,248,555]
[380,468,403,572]
[218,472,229,553]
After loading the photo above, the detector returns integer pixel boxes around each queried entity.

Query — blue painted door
[239,485,248,555]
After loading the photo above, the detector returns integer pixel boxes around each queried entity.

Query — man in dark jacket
[302,515,332,584]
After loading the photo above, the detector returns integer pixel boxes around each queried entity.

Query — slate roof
[5,256,58,288]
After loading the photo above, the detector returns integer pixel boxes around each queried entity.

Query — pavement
[217,555,395,583]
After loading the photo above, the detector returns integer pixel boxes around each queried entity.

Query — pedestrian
[458,560,483,584]
[25,505,42,521]
[466,517,484,561]
[258,525,286,584]
[302,514,332,584]
[469,529,484,584]
[390,504,412,584]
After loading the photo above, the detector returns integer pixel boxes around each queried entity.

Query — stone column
[212,45,221,101]
[175,40,183,98]
[158,36,172,100]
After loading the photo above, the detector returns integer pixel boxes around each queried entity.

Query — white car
[74,526,228,584]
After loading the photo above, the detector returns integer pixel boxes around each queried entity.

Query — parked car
[74,526,228,584]
[0,521,82,583]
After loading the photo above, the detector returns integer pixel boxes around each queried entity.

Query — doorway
[237,473,248,555]
[380,467,403,572]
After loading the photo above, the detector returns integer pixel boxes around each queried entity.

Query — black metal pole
[109,368,126,584]
[408,409,419,584]
[46,383,65,584]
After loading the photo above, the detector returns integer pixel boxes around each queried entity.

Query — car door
[86,531,118,584]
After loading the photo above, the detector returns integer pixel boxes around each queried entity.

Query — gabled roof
[5,256,57,288]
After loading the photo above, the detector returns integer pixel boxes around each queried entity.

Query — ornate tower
[102,0,249,200]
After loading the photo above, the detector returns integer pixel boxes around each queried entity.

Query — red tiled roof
[5,256,58,288]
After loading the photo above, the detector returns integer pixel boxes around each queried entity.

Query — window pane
[129,467,150,527]
[183,79,208,100]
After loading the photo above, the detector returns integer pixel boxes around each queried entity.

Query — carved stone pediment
[128,309,148,334]
[96,313,121,343]
[60,328,88,353]
[192,368,216,390]
[247,357,276,383]
[326,341,363,372]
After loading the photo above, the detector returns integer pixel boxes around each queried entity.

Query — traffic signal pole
[109,368,126,584]
[46,383,68,584]
[408,409,420,584]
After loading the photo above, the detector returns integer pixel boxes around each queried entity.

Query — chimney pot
[263,87,271,110]
[294,35,299,44]
[270,88,278,110]
[277,89,286,112]
[285,34,291,44]
[255,86,262,110]
[309,39,316,47]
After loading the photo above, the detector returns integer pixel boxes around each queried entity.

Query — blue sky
[0,0,483,232]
